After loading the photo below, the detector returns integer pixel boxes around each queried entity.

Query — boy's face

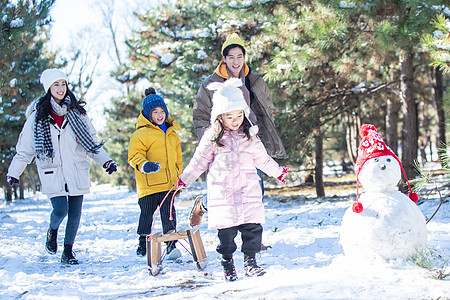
[151,107,166,125]
[219,110,244,131]
[223,47,245,78]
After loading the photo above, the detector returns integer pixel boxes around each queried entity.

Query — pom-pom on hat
[142,88,169,121]
[208,78,258,136]
[40,69,68,92]
[352,124,418,213]
[221,33,246,56]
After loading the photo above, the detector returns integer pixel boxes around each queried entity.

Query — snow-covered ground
[1,178,449,299]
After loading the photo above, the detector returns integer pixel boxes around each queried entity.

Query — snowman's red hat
[352,124,418,213]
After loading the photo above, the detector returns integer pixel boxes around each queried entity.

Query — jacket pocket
[145,168,169,187]
[74,161,91,190]
[243,173,263,199]
[38,167,63,194]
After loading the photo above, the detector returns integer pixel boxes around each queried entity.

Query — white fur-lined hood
[25,99,39,118]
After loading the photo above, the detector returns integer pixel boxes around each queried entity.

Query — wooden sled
[146,227,208,276]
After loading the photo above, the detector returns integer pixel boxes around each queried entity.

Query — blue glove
[103,160,117,175]
[141,162,160,174]
[7,176,19,186]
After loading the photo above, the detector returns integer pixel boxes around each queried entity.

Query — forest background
[1,0,449,201]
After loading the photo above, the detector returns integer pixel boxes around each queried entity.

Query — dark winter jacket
[193,62,287,159]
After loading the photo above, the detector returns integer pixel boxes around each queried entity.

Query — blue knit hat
[143,92,169,121]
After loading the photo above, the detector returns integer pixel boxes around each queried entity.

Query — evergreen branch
[426,191,449,224]
[303,80,399,108]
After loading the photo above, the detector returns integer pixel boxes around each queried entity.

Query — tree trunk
[314,129,325,197]
[4,185,12,202]
[431,67,446,165]
[400,52,418,186]
[29,171,37,194]
[345,113,361,165]
[19,174,24,200]
[385,97,400,155]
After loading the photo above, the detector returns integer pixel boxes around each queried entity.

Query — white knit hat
[40,69,68,92]
[208,78,258,135]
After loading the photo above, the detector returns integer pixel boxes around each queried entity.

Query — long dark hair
[213,116,252,147]
[35,85,86,121]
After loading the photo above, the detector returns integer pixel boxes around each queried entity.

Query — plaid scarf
[34,97,104,160]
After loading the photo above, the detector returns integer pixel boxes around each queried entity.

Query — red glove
[277,167,290,184]
[177,178,187,189]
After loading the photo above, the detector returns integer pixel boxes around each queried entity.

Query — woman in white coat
[6,69,117,265]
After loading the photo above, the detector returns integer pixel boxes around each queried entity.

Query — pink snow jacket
[179,128,284,230]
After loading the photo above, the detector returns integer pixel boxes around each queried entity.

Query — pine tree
[105,0,226,188]
[225,0,447,194]
[0,0,54,201]
[422,14,449,166]
[328,0,448,183]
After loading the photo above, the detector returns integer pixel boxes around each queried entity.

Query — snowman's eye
[387,158,391,162]
[374,158,379,162]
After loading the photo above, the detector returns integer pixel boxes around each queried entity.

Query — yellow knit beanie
[221,33,246,56]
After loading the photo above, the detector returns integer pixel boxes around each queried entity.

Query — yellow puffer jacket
[128,112,182,199]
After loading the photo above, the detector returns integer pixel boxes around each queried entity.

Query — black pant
[216,223,263,259]
[137,191,177,237]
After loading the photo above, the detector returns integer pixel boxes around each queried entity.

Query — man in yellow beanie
[190,33,287,250]
[194,32,286,158]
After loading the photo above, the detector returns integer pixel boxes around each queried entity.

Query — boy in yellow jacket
[128,88,182,258]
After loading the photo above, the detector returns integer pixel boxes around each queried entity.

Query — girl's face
[50,79,67,103]
[151,107,166,125]
[219,110,244,131]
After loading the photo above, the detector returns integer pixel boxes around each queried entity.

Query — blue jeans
[201,169,264,212]
[49,195,83,245]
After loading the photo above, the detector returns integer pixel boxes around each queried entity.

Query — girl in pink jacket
[177,78,289,281]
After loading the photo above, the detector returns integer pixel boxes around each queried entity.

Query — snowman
[340,124,427,261]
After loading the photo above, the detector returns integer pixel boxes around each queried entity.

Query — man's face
[223,47,245,78]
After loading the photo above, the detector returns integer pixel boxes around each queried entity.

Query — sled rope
[149,185,182,238]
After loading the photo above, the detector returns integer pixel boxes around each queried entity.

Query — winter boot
[244,255,265,277]
[189,195,205,227]
[61,244,79,265]
[221,258,238,282]
[136,236,147,257]
[166,242,181,260]
[45,227,58,255]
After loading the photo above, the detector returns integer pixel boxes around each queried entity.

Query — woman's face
[219,110,244,131]
[50,79,67,103]
[223,47,245,78]
[151,107,166,125]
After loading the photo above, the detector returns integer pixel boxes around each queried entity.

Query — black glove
[141,162,161,174]
[7,176,19,186]
[103,160,117,175]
